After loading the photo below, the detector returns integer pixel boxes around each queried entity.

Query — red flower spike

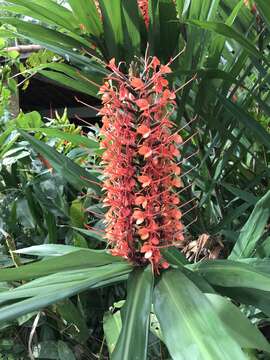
[137,0,149,29]
[99,56,185,273]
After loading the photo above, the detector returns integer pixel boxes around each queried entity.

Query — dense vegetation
[0,0,270,359]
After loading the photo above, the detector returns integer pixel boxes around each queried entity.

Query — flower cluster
[137,0,149,28]
[99,56,184,272]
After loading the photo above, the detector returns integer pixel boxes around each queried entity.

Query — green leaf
[0,266,129,304]
[68,0,102,36]
[44,210,57,243]
[0,263,131,324]
[158,0,180,62]
[15,244,81,257]
[70,199,85,228]
[32,341,58,359]
[39,70,99,98]
[57,299,89,343]
[121,0,141,60]
[174,0,185,18]
[19,130,100,192]
[255,0,270,31]
[5,0,77,32]
[98,0,124,60]
[206,294,270,353]
[38,62,105,98]
[103,308,122,354]
[217,93,270,150]
[112,267,153,360]
[154,269,246,360]
[187,20,261,59]
[230,189,270,259]
[0,249,124,282]
[148,0,160,55]
[190,260,270,291]
[162,247,188,266]
[57,341,76,360]
[72,226,106,243]
[0,18,100,68]
[0,17,85,49]
[31,128,99,149]
[16,111,42,128]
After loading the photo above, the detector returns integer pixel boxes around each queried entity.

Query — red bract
[99,56,184,273]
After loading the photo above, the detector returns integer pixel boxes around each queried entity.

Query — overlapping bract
[99,57,184,272]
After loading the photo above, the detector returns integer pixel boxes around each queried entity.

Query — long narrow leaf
[0,263,131,324]
[112,267,153,360]
[206,294,270,353]
[0,249,124,282]
[154,269,246,360]
[190,259,270,291]
[68,0,102,36]
[230,189,270,259]
[187,20,261,59]
[19,130,100,192]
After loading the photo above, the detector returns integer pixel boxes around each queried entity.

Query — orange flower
[137,124,151,138]
[160,64,172,74]
[171,208,182,220]
[171,163,181,175]
[171,177,183,188]
[138,228,150,240]
[133,210,145,225]
[173,133,183,144]
[137,175,151,187]
[135,196,148,208]
[130,77,145,89]
[136,98,149,110]
[138,145,152,158]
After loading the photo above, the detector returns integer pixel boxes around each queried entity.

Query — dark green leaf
[0,249,124,282]
[112,267,153,360]
[19,130,101,192]
[0,263,131,323]
[187,20,261,59]
[230,189,270,259]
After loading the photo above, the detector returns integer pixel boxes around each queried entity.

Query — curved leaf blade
[112,267,153,360]
[189,259,270,291]
[0,263,131,324]
[230,189,270,259]
[187,20,261,59]
[68,0,102,36]
[206,294,270,353]
[153,269,246,360]
[0,249,124,282]
[19,130,101,192]
[4,0,77,31]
